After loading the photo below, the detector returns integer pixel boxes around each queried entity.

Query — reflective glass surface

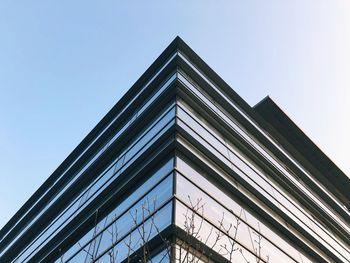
[175,157,314,263]
[174,243,213,263]
[176,100,349,262]
[72,202,172,263]
[61,168,173,262]
[177,54,350,224]
[175,200,259,263]
[149,249,170,263]
[16,102,175,262]
[177,69,350,234]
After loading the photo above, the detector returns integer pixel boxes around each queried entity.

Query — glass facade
[174,68,350,262]
[176,99,349,261]
[175,156,312,263]
[1,37,349,263]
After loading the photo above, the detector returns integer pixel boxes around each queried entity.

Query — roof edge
[254,96,350,209]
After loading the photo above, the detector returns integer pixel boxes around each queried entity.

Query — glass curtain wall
[175,96,349,263]
[174,155,315,263]
[53,157,174,263]
[1,72,177,259]
[17,102,176,263]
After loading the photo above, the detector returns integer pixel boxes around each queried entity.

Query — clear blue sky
[0,1,349,229]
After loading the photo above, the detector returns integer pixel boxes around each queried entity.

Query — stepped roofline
[254,96,350,209]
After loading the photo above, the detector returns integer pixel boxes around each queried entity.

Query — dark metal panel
[254,96,350,210]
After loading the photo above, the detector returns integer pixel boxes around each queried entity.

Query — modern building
[0,37,349,263]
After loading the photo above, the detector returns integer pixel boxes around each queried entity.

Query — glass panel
[174,243,212,263]
[62,170,173,262]
[149,249,170,263]
[176,117,280,209]
[90,202,172,263]
[176,156,314,263]
[96,175,173,256]
[175,200,258,263]
[176,173,295,263]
